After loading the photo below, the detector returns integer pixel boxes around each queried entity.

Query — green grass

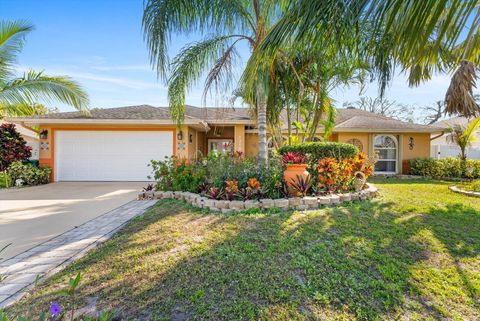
[458,180,480,192]
[7,178,480,320]
[0,172,10,188]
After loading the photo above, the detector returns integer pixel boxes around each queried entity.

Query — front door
[208,139,233,155]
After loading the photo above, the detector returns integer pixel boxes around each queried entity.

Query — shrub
[7,161,51,186]
[317,152,375,192]
[407,158,480,179]
[0,123,32,172]
[150,157,206,192]
[278,142,358,164]
[151,153,287,199]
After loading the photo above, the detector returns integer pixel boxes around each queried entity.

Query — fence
[431,145,480,160]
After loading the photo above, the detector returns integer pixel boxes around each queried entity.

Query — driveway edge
[0,200,157,308]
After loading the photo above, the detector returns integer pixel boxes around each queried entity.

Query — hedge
[278,142,359,162]
[7,161,51,186]
[407,158,480,179]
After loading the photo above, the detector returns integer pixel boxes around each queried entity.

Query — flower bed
[147,143,377,211]
[138,184,379,212]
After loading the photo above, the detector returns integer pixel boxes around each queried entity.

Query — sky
[0,0,471,115]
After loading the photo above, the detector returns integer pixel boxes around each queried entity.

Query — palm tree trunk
[257,85,268,165]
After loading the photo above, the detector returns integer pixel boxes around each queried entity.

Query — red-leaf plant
[281,152,308,165]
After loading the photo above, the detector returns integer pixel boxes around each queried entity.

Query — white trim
[373,134,399,174]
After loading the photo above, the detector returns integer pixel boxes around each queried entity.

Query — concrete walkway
[0,182,145,259]
[0,200,157,308]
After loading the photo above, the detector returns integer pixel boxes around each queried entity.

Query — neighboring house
[431,116,480,160]
[8,105,443,181]
[1,122,40,160]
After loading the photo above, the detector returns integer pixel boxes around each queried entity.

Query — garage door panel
[55,131,173,181]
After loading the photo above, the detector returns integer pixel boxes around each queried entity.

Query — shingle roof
[14,104,444,132]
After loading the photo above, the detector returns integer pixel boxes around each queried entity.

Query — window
[208,139,233,155]
[374,135,397,173]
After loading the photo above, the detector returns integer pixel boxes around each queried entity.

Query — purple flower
[50,302,61,316]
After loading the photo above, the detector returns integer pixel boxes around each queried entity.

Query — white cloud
[17,65,163,90]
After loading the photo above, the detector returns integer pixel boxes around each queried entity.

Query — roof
[9,105,444,133]
[435,116,478,128]
[1,122,38,140]
[332,108,445,132]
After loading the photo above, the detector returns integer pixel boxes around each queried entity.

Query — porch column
[234,125,245,154]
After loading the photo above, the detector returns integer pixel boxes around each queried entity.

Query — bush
[278,142,358,164]
[0,123,32,171]
[408,158,480,179]
[7,161,51,186]
[151,153,288,200]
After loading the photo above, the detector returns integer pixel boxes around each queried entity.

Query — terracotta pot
[283,164,310,193]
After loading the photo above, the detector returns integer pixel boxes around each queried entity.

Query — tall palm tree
[143,0,290,163]
[446,117,480,161]
[257,1,480,116]
[0,21,89,118]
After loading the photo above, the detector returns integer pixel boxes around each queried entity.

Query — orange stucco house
[9,105,445,181]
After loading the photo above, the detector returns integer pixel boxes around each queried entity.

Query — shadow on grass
[8,190,480,320]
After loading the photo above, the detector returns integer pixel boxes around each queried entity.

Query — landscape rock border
[138,184,379,212]
[449,185,480,198]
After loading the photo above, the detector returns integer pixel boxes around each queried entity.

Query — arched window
[346,138,364,152]
[374,135,398,173]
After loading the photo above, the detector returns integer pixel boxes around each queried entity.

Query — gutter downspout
[430,132,445,141]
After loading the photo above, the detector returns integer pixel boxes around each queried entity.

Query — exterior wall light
[177,130,183,141]
[39,129,48,140]
[409,137,414,150]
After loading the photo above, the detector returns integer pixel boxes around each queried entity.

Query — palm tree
[256,1,480,117]
[0,21,89,118]
[446,117,480,161]
[143,0,284,163]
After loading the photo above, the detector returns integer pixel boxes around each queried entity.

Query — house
[8,105,444,181]
[431,116,480,159]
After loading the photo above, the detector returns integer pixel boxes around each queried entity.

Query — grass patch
[7,179,480,320]
[458,180,480,192]
[0,172,10,188]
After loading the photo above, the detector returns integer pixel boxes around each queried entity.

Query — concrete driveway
[0,182,145,261]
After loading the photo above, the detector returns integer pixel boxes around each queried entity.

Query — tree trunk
[257,85,268,165]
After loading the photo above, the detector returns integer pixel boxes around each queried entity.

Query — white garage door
[55,130,173,181]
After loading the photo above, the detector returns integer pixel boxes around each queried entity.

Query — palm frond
[142,0,251,80]
[461,117,480,144]
[167,35,244,126]
[0,70,89,114]
[0,20,33,82]
[445,59,479,117]
[202,41,240,104]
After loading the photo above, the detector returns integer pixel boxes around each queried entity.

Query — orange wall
[401,133,430,160]
[245,133,259,157]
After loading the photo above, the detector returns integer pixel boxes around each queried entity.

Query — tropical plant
[289,174,313,197]
[0,123,31,187]
[281,151,307,165]
[446,117,480,161]
[143,0,289,164]
[0,20,89,118]
[7,161,51,186]
[253,1,480,117]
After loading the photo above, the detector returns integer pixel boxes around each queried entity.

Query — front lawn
[7,178,480,320]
